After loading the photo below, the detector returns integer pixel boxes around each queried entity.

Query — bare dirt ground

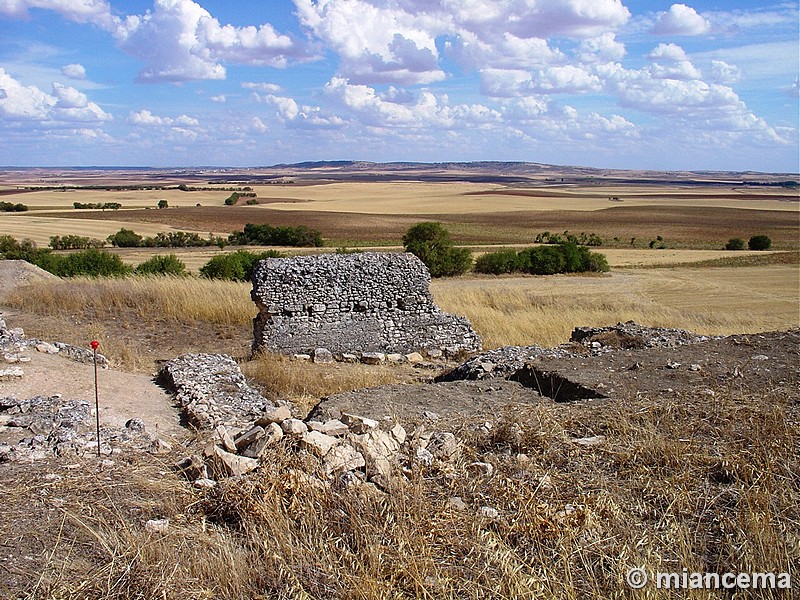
[309,329,799,429]
[0,262,189,443]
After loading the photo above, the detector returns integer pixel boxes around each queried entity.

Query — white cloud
[242,82,283,93]
[0,0,116,28]
[481,65,601,96]
[577,33,625,64]
[209,94,226,103]
[295,0,630,84]
[0,68,110,122]
[597,62,785,144]
[323,76,500,129]
[61,63,87,80]
[708,60,741,85]
[265,93,345,128]
[294,0,446,85]
[647,43,688,63]
[646,44,701,81]
[250,117,268,133]
[651,4,710,36]
[128,109,199,127]
[112,0,312,82]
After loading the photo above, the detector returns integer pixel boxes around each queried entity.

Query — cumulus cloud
[128,109,199,127]
[0,0,116,28]
[597,62,785,144]
[265,93,345,128]
[61,63,87,80]
[295,0,629,84]
[324,77,500,129]
[242,82,283,93]
[577,33,625,64]
[0,68,110,122]
[651,3,709,36]
[294,0,446,84]
[646,44,701,80]
[250,117,268,133]
[708,60,741,85]
[209,94,226,103]
[481,65,601,97]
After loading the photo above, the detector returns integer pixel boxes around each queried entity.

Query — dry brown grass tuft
[4,382,796,599]
[5,275,254,326]
[243,351,414,413]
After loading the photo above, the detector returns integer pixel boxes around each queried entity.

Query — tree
[748,235,772,251]
[135,254,187,276]
[157,199,169,209]
[199,250,283,281]
[107,228,143,248]
[725,238,746,251]
[402,222,471,277]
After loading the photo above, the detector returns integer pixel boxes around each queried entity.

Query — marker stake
[91,340,100,457]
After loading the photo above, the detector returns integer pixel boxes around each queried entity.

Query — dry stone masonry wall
[251,252,481,356]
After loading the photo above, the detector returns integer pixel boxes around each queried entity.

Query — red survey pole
[91,340,101,457]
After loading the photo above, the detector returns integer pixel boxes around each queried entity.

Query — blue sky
[0,0,797,171]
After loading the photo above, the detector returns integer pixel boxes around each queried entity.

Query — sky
[0,0,798,172]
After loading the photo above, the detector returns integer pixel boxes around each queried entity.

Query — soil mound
[0,260,59,300]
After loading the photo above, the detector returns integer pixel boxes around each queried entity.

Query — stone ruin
[250,252,482,356]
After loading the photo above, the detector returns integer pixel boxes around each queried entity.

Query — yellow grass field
[0,187,242,210]
[432,265,799,348]
[249,182,799,214]
[0,213,219,246]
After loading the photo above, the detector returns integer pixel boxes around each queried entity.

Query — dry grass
[5,275,254,327]
[4,383,796,599]
[0,213,194,246]
[432,264,800,348]
[243,351,414,414]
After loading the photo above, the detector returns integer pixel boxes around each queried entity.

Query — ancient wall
[251,252,481,355]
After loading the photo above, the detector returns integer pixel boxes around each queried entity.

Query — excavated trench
[510,364,607,403]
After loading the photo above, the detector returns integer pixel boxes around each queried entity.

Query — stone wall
[251,252,481,355]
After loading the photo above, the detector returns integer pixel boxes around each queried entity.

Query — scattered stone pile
[570,321,713,349]
[0,395,169,462]
[158,353,278,429]
[175,407,468,493]
[439,322,715,382]
[436,344,576,381]
[0,313,109,378]
[251,252,481,356]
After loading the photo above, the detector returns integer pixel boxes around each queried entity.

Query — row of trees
[104,224,324,249]
[0,201,28,212]
[402,222,609,277]
[474,244,609,275]
[73,202,122,210]
[725,235,772,251]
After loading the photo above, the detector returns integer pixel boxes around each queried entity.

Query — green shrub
[134,254,187,276]
[228,223,323,247]
[725,238,746,251]
[47,249,131,277]
[199,250,283,281]
[107,228,143,248]
[748,235,772,251]
[157,199,169,209]
[402,222,472,277]
[0,235,40,261]
[0,201,28,212]
[49,235,104,250]
[474,250,520,274]
[475,243,609,276]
